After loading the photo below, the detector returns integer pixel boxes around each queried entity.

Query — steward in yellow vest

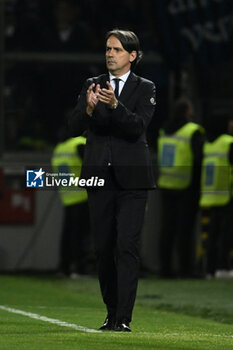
[199,113,233,278]
[157,98,204,278]
[52,136,91,277]
[200,134,233,207]
[52,136,87,206]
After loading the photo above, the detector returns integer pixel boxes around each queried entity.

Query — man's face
[105,35,136,77]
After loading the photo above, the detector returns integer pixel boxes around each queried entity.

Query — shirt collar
[109,70,131,83]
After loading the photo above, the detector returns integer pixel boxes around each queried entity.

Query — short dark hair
[174,97,193,120]
[106,29,143,69]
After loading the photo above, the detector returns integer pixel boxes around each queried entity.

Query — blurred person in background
[52,128,92,278]
[4,59,50,150]
[45,0,88,52]
[69,29,156,332]
[157,98,204,278]
[35,0,93,144]
[200,113,233,279]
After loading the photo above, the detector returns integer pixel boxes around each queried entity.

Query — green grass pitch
[0,274,232,349]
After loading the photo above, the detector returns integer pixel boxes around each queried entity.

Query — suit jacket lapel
[100,74,109,88]
[119,72,138,103]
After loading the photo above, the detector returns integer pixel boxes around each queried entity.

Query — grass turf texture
[0,275,232,350]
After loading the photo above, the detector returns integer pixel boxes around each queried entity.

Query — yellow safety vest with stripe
[52,137,87,206]
[157,122,204,189]
[200,134,233,207]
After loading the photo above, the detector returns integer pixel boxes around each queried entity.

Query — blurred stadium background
[0,0,233,273]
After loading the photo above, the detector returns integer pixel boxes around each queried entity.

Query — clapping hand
[86,83,100,115]
[97,81,118,108]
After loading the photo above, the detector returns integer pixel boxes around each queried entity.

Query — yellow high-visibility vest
[52,137,87,206]
[200,134,233,207]
[157,122,204,189]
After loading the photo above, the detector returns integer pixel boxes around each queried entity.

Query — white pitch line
[1,305,232,339]
[0,305,100,334]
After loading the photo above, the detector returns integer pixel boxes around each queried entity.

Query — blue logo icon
[26,168,45,187]
[161,144,175,167]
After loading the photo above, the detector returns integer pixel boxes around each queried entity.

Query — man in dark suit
[69,29,156,332]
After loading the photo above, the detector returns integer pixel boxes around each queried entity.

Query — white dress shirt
[109,71,131,97]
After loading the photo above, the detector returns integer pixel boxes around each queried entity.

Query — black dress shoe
[114,319,131,332]
[99,315,116,331]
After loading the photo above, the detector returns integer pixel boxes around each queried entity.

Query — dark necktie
[113,78,120,99]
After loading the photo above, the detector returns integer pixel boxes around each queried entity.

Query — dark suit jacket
[69,72,156,189]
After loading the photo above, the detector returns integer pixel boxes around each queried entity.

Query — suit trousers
[87,168,147,322]
[159,189,199,278]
